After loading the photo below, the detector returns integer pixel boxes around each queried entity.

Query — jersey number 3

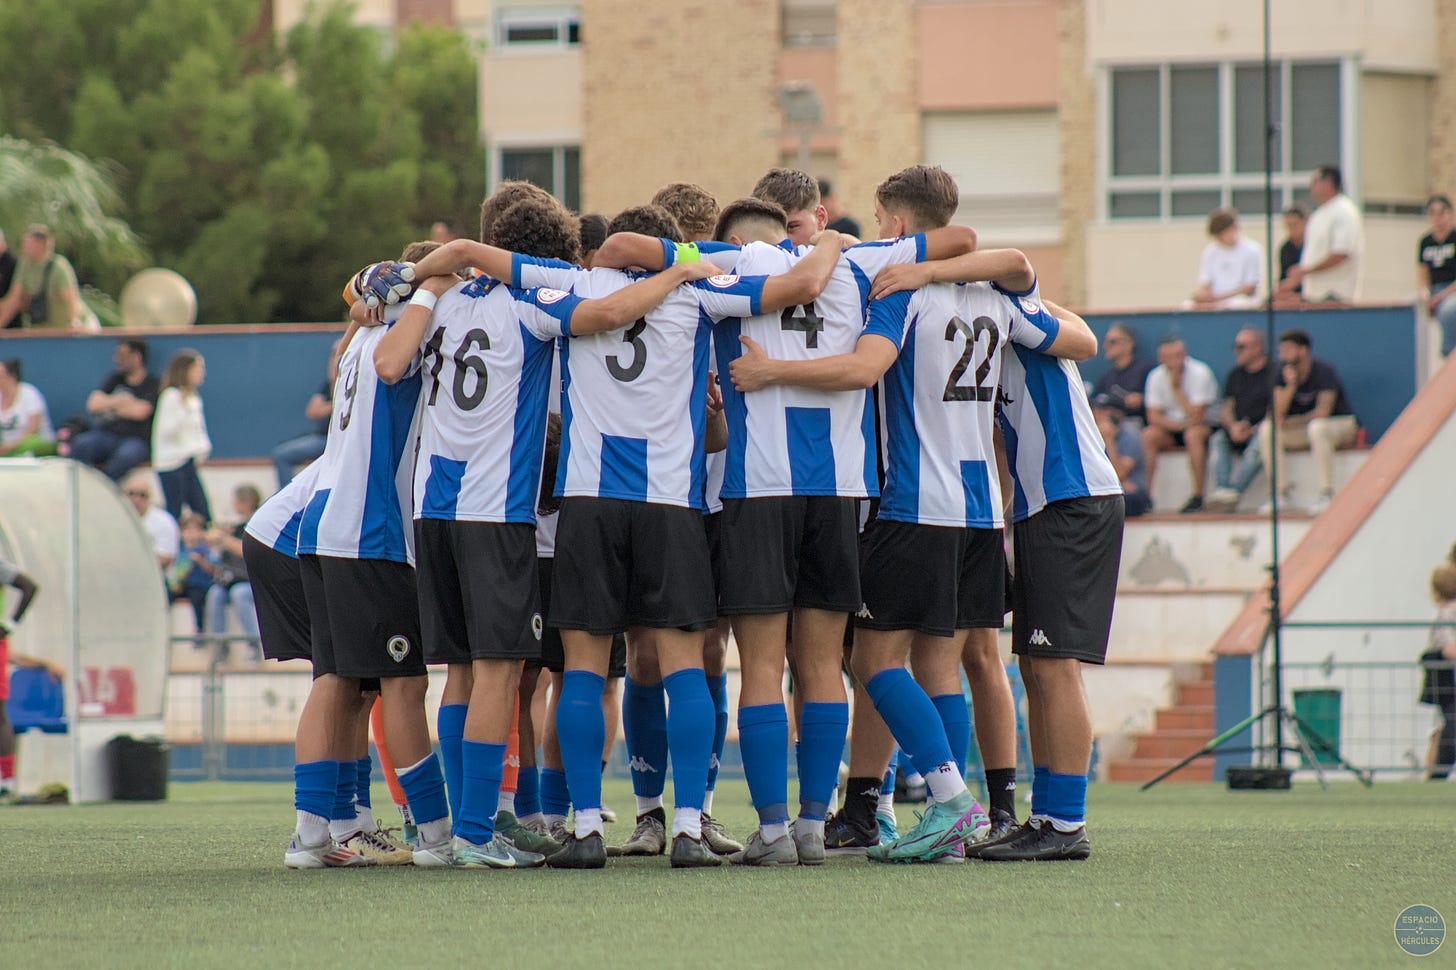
[423,326,490,410]
[607,318,648,383]
[942,315,999,403]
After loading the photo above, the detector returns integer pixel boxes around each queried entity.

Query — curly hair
[875,165,959,231]
[479,180,560,245]
[608,204,683,243]
[714,197,788,243]
[491,198,582,264]
[651,183,720,241]
[579,214,609,258]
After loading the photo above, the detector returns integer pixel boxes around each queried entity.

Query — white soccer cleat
[285,833,372,869]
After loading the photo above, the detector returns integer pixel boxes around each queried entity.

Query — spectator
[0,225,95,331]
[1278,205,1307,296]
[152,349,212,523]
[1255,328,1358,515]
[431,219,461,244]
[1091,323,1156,425]
[206,484,262,662]
[0,358,57,457]
[1419,562,1456,780]
[818,178,862,237]
[69,339,160,481]
[579,214,609,268]
[1141,335,1218,513]
[270,341,337,487]
[0,555,47,800]
[122,473,180,573]
[1092,394,1151,518]
[1279,165,1362,304]
[167,511,215,634]
[1189,208,1263,309]
[1205,328,1273,511]
[1417,194,1456,358]
[0,230,16,304]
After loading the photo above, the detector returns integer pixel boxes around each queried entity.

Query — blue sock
[540,767,570,817]
[332,759,357,821]
[354,756,372,809]
[397,752,449,824]
[516,763,541,817]
[663,669,713,814]
[294,760,336,819]
[456,740,506,845]
[557,670,606,813]
[797,702,849,820]
[1032,765,1050,816]
[865,669,957,780]
[706,674,729,793]
[437,703,468,822]
[622,677,668,801]
[1045,772,1087,826]
[881,750,898,796]
[738,703,790,826]
[931,693,972,779]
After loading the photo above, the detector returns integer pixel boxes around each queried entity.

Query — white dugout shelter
[0,458,168,801]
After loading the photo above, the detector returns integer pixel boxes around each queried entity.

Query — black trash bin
[107,735,169,801]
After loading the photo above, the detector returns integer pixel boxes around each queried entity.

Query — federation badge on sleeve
[1019,296,1043,316]
[536,288,569,304]
[707,274,740,288]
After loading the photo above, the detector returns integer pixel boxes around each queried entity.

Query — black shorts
[299,554,426,680]
[1011,495,1124,665]
[717,496,860,615]
[243,534,311,663]
[856,520,1006,637]
[704,510,723,598]
[415,518,542,664]
[550,497,716,635]
[532,557,627,675]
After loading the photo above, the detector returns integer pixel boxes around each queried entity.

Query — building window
[499,145,581,213]
[782,0,835,47]
[1105,60,1344,220]
[497,8,580,48]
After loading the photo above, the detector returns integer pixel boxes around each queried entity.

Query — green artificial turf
[1,779,1449,969]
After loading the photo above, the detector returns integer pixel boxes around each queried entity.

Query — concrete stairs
[1105,663,1218,783]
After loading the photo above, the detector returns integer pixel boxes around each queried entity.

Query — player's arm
[565,262,722,335]
[730,332,897,393]
[704,378,728,453]
[375,276,457,384]
[757,230,842,313]
[410,239,515,283]
[922,225,978,261]
[1039,299,1098,361]
[870,249,1034,301]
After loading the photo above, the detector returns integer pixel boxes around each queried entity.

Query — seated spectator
[819,178,862,238]
[1255,328,1358,515]
[69,339,159,482]
[0,359,57,457]
[1206,328,1273,511]
[1188,208,1262,309]
[151,349,212,523]
[167,512,215,634]
[1092,394,1151,518]
[1091,323,1156,425]
[1417,195,1456,358]
[1277,205,1307,299]
[270,343,337,487]
[122,473,180,573]
[206,485,262,662]
[1279,164,1362,304]
[1141,335,1218,513]
[0,225,96,331]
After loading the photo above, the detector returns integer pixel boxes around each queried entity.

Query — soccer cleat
[876,810,899,844]
[823,810,879,855]
[964,810,1023,858]
[729,830,799,867]
[792,824,826,866]
[343,827,414,866]
[401,820,419,847]
[616,809,667,857]
[547,817,570,846]
[977,822,1090,862]
[546,831,607,869]
[669,834,724,868]
[600,803,618,824]
[285,833,371,869]
[412,837,455,868]
[496,811,561,856]
[920,841,966,864]
[452,834,546,869]
[700,813,744,856]
[877,793,989,862]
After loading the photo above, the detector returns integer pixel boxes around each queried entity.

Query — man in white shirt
[122,473,179,572]
[1140,336,1219,513]
[1279,165,1362,303]
[1189,209,1262,309]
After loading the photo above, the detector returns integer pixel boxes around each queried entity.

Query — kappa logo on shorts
[386,635,412,663]
[536,287,569,304]
[1028,629,1053,648]
[855,603,875,620]
[531,612,543,641]
[706,273,740,288]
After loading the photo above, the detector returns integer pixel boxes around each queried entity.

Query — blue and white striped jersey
[864,281,1060,529]
[413,277,580,524]
[682,235,927,499]
[298,315,424,563]
[244,460,323,557]
[512,255,767,509]
[995,287,1122,523]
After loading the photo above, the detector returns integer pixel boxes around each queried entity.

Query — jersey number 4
[780,302,823,348]
[942,315,1000,403]
[423,326,490,410]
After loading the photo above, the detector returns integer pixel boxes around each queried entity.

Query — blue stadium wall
[0,305,1418,459]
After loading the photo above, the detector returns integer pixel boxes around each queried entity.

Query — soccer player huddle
[245,164,1123,871]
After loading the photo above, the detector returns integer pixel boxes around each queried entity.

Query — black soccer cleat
[976,821,1090,862]
[669,834,724,868]
[963,810,1023,859]
[823,809,879,855]
[546,831,608,869]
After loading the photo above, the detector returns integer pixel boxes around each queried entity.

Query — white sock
[418,817,451,846]
[296,810,330,845]
[575,807,604,839]
[544,812,566,829]
[761,821,790,842]
[672,807,702,839]
[519,811,544,826]
[329,816,360,842]
[635,794,663,816]
[925,761,968,804]
[397,801,414,825]
[876,792,895,818]
[497,790,516,816]
[906,770,924,786]
[701,789,715,814]
[355,805,376,832]
[796,817,825,839]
